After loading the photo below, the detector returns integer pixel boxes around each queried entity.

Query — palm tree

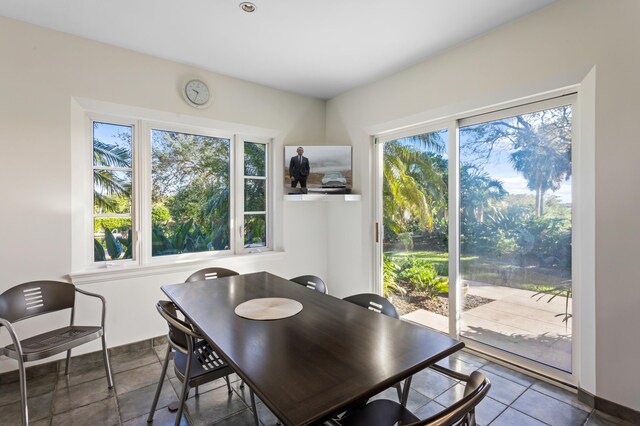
[460,165,507,223]
[508,107,572,216]
[461,106,572,217]
[93,138,131,212]
[383,133,447,237]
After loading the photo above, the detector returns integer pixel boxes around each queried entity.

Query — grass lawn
[385,250,570,292]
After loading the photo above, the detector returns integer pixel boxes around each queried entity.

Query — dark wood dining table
[161,271,464,426]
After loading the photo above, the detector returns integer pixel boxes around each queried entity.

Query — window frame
[88,114,139,268]
[84,113,273,271]
[236,135,271,254]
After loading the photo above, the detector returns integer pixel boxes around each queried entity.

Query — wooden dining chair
[290,275,328,294]
[0,281,113,426]
[334,369,490,426]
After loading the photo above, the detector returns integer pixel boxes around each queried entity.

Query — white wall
[325,0,640,411]
[0,16,329,371]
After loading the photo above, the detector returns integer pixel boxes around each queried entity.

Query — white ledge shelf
[284,194,361,202]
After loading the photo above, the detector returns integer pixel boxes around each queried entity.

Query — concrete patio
[402,281,572,371]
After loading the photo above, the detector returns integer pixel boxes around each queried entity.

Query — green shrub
[382,256,405,297]
[94,217,130,233]
[399,257,448,297]
[152,203,171,224]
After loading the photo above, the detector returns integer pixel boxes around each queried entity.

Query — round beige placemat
[234,298,303,320]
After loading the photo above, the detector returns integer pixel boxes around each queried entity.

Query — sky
[461,135,572,204]
[394,126,572,205]
[93,121,131,156]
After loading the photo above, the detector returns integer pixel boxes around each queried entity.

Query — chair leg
[400,376,413,407]
[65,348,72,375]
[250,390,259,426]
[195,385,199,396]
[224,375,232,394]
[147,346,171,423]
[18,358,28,426]
[101,335,114,388]
[394,382,402,403]
[174,350,193,426]
[467,409,477,426]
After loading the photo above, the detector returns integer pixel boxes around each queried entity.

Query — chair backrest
[156,300,200,353]
[185,267,239,283]
[290,275,327,294]
[337,370,489,426]
[0,281,75,324]
[416,370,490,426]
[342,293,399,319]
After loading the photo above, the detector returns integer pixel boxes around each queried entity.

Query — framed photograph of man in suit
[284,146,352,194]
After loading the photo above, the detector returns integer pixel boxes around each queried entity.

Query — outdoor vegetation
[93,124,267,261]
[150,129,231,257]
[383,106,573,319]
[93,122,133,261]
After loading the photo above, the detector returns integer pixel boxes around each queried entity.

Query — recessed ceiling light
[240,2,256,13]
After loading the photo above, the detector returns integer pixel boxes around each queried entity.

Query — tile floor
[0,340,632,426]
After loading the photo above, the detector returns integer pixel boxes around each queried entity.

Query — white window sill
[284,194,361,201]
[69,250,286,285]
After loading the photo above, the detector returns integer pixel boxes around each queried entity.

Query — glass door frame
[373,119,459,325]
[373,92,580,386]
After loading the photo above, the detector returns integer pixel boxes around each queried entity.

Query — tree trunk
[535,184,544,217]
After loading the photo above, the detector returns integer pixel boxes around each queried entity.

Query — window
[242,141,268,249]
[150,129,231,256]
[93,121,134,262]
[89,117,271,267]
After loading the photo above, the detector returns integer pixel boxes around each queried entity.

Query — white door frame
[372,91,582,386]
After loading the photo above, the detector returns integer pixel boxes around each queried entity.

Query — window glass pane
[93,122,132,167]
[244,214,266,248]
[93,170,132,214]
[151,130,231,256]
[382,130,449,331]
[459,104,572,372]
[244,179,266,212]
[244,142,266,176]
[94,218,133,261]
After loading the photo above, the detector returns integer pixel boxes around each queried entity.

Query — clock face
[185,79,210,106]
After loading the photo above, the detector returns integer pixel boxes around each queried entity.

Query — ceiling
[0,0,557,99]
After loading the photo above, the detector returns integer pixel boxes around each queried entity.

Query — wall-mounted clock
[183,79,212,108]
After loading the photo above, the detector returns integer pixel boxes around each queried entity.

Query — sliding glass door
[459,99,573,372]
[376,95,575,375]
[380,129,450,332]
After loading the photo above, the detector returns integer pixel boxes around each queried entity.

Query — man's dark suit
[289,155,310,188]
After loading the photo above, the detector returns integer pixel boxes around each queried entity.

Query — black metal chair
[184,267,240,394]
[342,293,399,318]
[184,267,239,282]
[147,301,260,426]
[290,275,328,294]
[335,369,490,426]
[180,267,260,425]
[0,281,113,426]
[342,293,405,404]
